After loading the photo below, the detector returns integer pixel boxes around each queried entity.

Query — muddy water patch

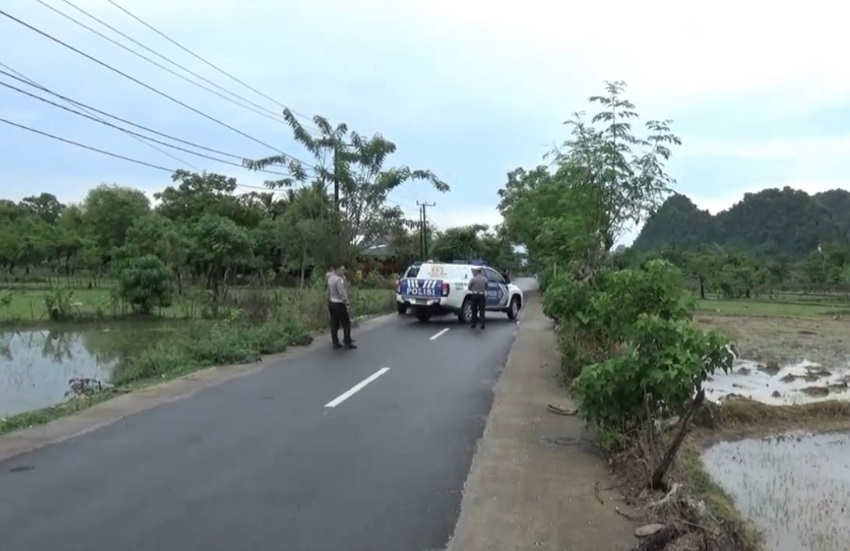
[705,359,850,405]
[702,431,850,551]
[0,321,179,418]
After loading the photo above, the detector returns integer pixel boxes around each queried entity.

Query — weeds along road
[0,278,537,551]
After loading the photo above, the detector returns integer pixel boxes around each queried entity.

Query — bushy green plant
[116,254,173,314]
[572,314,734,431]
[114,317,315,385]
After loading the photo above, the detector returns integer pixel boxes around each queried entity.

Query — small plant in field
[43,288,75,320]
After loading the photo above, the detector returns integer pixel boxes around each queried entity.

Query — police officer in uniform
[467,267,488,329]
[327,264,357,350]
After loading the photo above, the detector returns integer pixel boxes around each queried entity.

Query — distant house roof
[362,237,395,259]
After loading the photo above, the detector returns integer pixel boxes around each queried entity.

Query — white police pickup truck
[395,262,422,314]
[396,261,524,323]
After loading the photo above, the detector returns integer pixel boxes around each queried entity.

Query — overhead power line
[0,8,307,164]
[0,116,174,172]
[0,76,298,177]
[106,0,317,126]
[0,115,300,194]
[0,63,200,172]
[36,0,294,127]
[0,115,415,206]
[0,64,283,166]
[0,62,301,177]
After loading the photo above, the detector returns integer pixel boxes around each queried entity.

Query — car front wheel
[507,296,521,320]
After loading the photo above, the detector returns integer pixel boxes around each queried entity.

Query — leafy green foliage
[497,81,735,478]
[428,225,521,271]
[0,107,456,300]
[568,265,735,430]
[244,107,450,263]
[116,254,173,314]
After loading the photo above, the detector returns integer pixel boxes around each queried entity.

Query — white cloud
[58,0,850,120]
[685,137,850,161]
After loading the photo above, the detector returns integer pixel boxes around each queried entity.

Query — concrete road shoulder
[446,293,638,551]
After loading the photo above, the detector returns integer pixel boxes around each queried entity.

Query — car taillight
[441,282,450,297]
[396,279,401,292]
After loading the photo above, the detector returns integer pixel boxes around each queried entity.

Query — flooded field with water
[705,359,850,406]
[0,321,179,418]
[694,309,850,550]
[702,431,850,551]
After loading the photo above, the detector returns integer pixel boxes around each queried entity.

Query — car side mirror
[503,277,511,284]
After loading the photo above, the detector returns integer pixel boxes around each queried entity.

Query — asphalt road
[0,279,535,551]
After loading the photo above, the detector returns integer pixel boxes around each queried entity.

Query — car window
[405,266,420,278]
[484,268,505,284]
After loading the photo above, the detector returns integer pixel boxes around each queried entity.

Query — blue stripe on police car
[400,278,442,297]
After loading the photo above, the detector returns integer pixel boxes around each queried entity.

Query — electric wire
[0,8,307,163]
[0,116,310,195]
[106,0,317,126]
[1,116,175,172]
[0,64,283,165]
[0,63,201,172]
[0,77,298,177]
[35,0,294,126]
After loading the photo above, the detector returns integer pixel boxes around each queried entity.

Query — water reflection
[0,322,177,418]
[702,431,850,551]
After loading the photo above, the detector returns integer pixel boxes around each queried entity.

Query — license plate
[415,299,428,304]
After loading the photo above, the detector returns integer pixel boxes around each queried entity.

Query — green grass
[696,297,849,318]
[0,285,393,325]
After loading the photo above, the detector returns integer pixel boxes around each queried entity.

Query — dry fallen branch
[547,403,577,416]
[594,480,604,504]
[648,482,682,509]
[627,525,683,551]
[615,506,642,521]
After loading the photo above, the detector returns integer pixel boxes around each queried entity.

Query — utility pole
[417,201,435,259]
[332,145,342,265]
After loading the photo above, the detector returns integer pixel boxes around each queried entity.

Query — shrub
[572,314,734,431]
[116,254,173,314]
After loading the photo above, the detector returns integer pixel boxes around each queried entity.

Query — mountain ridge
[631,187,850,258]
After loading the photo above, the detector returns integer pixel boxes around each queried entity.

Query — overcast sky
[1,0,848,243]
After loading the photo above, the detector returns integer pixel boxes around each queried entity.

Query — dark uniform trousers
[470,292,486,328]
[328,301,352,345]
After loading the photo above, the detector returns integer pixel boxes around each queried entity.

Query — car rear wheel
[397,302,408,315]
[458,298,473,324]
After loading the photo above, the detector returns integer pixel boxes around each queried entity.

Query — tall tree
[244,108,450,263]
[81,184,151,258]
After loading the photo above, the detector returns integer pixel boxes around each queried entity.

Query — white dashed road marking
[429,328,450,341]
[324,368,391,408]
